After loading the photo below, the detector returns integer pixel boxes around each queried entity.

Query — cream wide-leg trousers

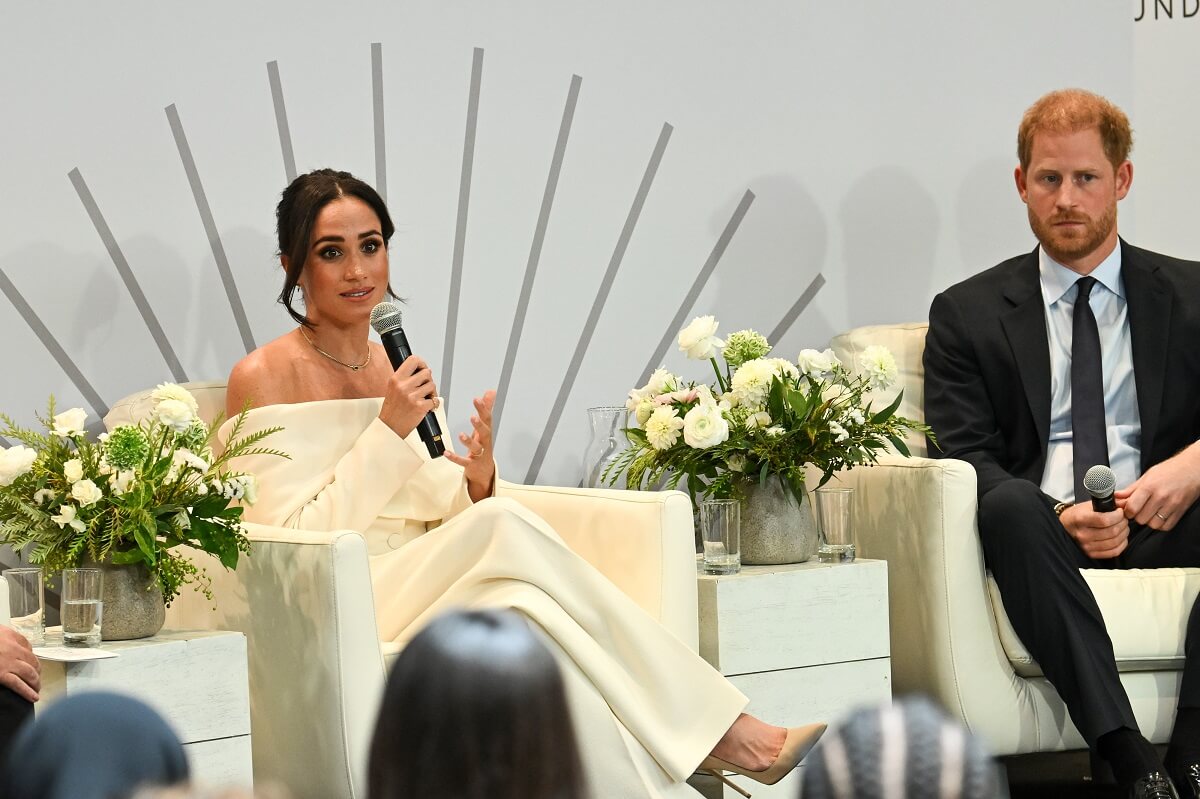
[370,497,748,799]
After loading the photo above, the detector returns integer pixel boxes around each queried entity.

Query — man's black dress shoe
[1131,772,1180,799]
[1168,764,1200,799]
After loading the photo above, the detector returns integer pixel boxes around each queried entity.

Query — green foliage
[0,388,286,605]
[604,331,934,504]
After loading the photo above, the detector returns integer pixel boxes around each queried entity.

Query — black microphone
[1083,465,1118,512]
[369,302,445,458]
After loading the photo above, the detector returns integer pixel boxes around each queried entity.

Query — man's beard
[1028,202,1118,265]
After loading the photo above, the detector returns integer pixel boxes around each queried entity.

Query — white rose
[677,316,725,360]
[634,398,656,426]
[645,368,676,396]
[51,504,86,532]
[744,411,772,430]
[63,458,84,483]
[156,399,195,433]
[727,454,747,473]
[796,348,837,377]
[683,403,730,449]
[860,345,899,391]
[111,470,136,495]
[644,407,685,451]
[51,408,88,438]
[241,474,259,506]
[152,383,200,416]
[0,445,37,486]
[33,488,55,505]
[70,479,104,507]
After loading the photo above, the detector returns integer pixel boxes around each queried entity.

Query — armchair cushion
[989,568,1200,676]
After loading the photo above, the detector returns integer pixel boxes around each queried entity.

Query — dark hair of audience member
[0,691,189,799]
[274,168,397,328]
[801,696,1001,799]
[368,608,586,799]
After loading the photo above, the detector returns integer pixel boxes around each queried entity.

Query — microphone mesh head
[369,302,403,335]
[1083,465,1117,497]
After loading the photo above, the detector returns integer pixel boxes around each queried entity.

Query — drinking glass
[582,406,628,488]
[62,568,103,647]
[700,499,741,575]
[3,568,45,646]
[816,486,856,563]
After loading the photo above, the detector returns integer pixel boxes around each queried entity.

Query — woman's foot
[700,716,827,789]
[710,714,788,772]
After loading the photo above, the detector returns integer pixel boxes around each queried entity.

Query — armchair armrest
[836,455,1036,751]
[165,523,384,799]
[496,480,698,651]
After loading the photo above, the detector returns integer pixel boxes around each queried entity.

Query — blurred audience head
[801,696,1001,799]
[1,691,188,799]
[368,608,584,799]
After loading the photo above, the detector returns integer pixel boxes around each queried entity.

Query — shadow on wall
[838,166,940,328]
[955,156,1034,278]
[704,174,832,361]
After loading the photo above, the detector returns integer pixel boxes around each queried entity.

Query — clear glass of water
[3,567,45,646]
[62,568,103,647]
[700,498,741,575]
[816,486,856,563]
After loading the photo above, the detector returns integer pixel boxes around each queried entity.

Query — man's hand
[1059,502,1130,559]
[0,626,41,703]
[1115,443,1200,531]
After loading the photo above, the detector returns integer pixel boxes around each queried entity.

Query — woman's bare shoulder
[226,333,301,414]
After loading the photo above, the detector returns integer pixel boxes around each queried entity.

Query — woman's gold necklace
[299,327,372,372]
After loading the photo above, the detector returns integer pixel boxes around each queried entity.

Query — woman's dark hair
[368,609,586,799]
[275,168,396,327]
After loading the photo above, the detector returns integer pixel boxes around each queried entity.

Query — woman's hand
[0,626,41,703]
[444,390,497,503]
[379,355,440,439]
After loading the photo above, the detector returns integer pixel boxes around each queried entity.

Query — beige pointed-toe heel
[698,723,827,797]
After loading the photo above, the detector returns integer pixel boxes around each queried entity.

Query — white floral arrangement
[0,385,286,604]
[606,316,931,503]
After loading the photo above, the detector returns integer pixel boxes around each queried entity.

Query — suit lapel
[999,250,1052,457]
[1120,240,1171,465]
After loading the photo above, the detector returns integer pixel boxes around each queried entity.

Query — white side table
[690,559,891,798]
[37,629,252,789]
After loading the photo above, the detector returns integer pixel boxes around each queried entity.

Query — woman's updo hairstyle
[275,168,396,327]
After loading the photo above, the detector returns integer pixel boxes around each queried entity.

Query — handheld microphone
[1083,465,1118,512]
[369,302,445,458]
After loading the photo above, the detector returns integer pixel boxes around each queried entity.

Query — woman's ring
[475,446,486,457]
[1156,511,1169,521]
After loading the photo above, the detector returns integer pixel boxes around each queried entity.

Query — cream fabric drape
[220,398,746,798]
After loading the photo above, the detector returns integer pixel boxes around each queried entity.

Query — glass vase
[582,406,628,488]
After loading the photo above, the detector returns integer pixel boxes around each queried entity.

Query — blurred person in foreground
[369,609,583,799]
[802,697,1001,799]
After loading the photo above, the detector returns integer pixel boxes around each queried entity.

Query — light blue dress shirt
[1038,246,1142,503]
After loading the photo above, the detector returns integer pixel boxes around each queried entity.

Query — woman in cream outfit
[222,169,822,799]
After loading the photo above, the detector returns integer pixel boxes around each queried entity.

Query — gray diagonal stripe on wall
[68,168,189,383]
[166,104,257,355]
[637,188,755,387]
[372,43,388,202]
[0,435,12,447]
[769,273,826,344]
[525,122,674,484]
[442,46,485,403]
[267,61,298,183]
[0,266,109,418]
[492,73,582,440]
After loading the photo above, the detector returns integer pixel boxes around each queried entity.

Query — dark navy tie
[1071,276,1109,503]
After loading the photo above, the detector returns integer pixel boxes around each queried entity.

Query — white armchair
[829,323,1200,756]
[104,382,698,799]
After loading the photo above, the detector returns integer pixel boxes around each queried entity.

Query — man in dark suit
[924,88,1200,799]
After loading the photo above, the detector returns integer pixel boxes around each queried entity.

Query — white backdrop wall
[2,1,1138,490]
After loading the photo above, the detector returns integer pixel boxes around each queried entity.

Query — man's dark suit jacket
[923,239,1200,506]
